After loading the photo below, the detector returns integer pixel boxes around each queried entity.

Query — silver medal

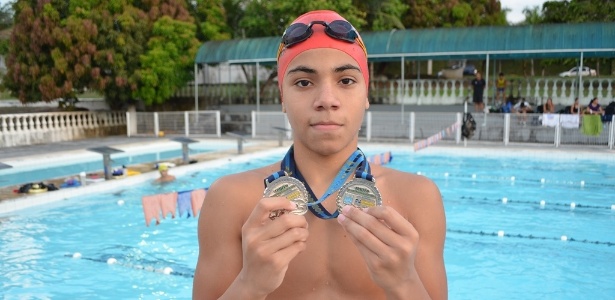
[336,177,382,213]
[264,176,309,218]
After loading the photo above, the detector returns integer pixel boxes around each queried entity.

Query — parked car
[559,66,597,77]
[437,64,477,79]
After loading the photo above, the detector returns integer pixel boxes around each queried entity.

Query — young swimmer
[153,164,176,183]
[193,10,447,300]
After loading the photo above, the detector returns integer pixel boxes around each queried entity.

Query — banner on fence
[413,122,460,152]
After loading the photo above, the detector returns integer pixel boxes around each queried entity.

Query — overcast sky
[500,0,553,24]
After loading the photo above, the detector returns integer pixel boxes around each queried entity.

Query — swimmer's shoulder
[373,165,442,210]
[206,161,281,202]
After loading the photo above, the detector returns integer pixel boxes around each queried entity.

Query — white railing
[120,110,615,150]
[0,111,126,148]
[3,109,613,149]
[186,78,615,107]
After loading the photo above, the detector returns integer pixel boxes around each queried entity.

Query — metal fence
[127,111,221,137]
[126,110,615,149]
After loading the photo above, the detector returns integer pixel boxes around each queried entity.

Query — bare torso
[194,160,446,299]
[268,207,383,299]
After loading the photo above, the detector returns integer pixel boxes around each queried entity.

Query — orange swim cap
[277,10,369,96]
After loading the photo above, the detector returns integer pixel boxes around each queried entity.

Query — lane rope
[452,196,615,211]
[64,253,195,278]
[448,229,615,247]
[414,171,615,188]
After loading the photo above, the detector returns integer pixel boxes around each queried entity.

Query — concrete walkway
[0,136,162,161]
[0,136,279,201]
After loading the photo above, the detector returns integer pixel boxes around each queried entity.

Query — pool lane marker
[456,196,615,211]
[65,253,195,278]
[448,229,615,246]
[418,171,615,188]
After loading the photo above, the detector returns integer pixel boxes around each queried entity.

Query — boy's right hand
[237,196,309,297]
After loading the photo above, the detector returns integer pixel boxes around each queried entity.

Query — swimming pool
[0,139,238,188]
[1,145,614,299]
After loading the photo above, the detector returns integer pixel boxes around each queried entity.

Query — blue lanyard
[272,145,369,219]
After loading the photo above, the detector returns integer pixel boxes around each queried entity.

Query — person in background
[495,72,507,106]
[584,97,605,116]
[501,97,513,113]
[569,97,580,114]
[513,98,533,124]
[540,97,555,114]
[471,72,486,112]
[192,9,447,300]
[153,164,175,183]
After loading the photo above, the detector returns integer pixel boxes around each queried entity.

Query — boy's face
[282,48,368,155]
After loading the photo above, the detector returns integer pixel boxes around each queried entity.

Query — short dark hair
[499,72,504,76]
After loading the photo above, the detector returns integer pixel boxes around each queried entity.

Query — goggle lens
[278,20,365,58]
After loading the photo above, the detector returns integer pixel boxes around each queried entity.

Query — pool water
[1,146,614,299]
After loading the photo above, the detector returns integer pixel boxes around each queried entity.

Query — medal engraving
[264,176,309,217]
[336,177,382,212]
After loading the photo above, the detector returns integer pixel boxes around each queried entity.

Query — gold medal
[264,176,309,219]
[336,177,382,213]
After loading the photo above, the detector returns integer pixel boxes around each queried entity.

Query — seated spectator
[513,98,533,124]
[569,97,580,114]
[584,97,605,116]
[501,98,513,113]
[605,101,615,117]
[538,97,555,114]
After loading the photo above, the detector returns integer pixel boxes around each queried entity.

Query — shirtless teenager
[193,10,447,300]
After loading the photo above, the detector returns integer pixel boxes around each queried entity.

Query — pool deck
[0,136,282,203]
[1,135,613,209]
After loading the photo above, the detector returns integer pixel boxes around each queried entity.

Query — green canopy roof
[195,22,615,65]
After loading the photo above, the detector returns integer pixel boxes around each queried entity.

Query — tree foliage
[352,0,408,30]
[239,0,366,38]
[521,6,542,25]
[4,0,199,106]
[3,0,64,102]
[515,1,614,75]
[541,0,615,23]
[10,0,589,105]
[189,0,231,41]
[0,1,13,30]
[402,0,507,28]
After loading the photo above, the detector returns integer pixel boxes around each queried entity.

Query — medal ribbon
[268,145,370,219]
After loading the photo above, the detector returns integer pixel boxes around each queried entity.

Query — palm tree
[521,6,543,77]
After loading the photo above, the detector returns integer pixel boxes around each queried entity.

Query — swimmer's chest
[283,216,379,294]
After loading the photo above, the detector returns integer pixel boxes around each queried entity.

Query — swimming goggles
[277,20,367,58]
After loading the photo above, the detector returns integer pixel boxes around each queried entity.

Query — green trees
[402,0,507,28]
[521,0,615,76]
[4,0,64,103]
[3,0,609,107]
[3,0,199,107]
[542,0,615,23]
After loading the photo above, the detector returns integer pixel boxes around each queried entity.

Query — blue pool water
[1,146,614,299]
[0,140,236,188]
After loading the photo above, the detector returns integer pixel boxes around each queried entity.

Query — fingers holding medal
[263,176,309,220]
[336,176,382,213]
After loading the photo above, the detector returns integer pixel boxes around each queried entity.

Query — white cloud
[500,0,554,24]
